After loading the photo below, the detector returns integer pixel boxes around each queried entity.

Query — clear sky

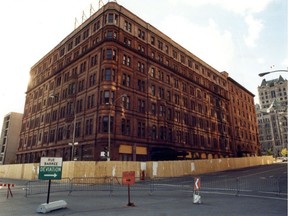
[0,0,287,127]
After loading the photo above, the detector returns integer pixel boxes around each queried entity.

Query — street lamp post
[258,69,288,77]
[107,94,127,161]
[68,114,78,160]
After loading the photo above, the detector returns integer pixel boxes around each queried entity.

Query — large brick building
[16,2,259,163]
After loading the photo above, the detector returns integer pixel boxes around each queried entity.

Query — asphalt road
[0,163,287,216]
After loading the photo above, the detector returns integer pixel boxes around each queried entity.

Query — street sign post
[39,157,63,180]
[39,157,63,204]
[122,171,135,207]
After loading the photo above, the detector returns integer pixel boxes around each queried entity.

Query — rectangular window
[184,113,189,125]
[80,61,87,73]
[68,41,73,51]
[104,49,116,60]
[167,108,172,121]
[167,90,171,101]
[87,94,95,109]
[151,85,156,96]
[158,40,163,50]
[173,50,177,59]
[106,30,113,39]
[174,78,179,88]
[122,96,131,110]
[188,59,192,67]
[90,54,98,67]
[102,116,109,132]
[168,128,172,142]
[183,97,188,108]
[75,35,81,46]
[122,74,127,86]
[151,67,155,77]
[122,73,131,87]
[165,45,169,54]
[127,56,131,66]
[104,91,110,104]
[138,44,145,53]
[159,105,166,117]
[108,13,114,23]
[137,121,145,137]
[159,126,166,140]
[180,55,185,63]
[175,111,180,122]
[83,28,89,40]
[137,80,145,92]
[68,82,76,95]
[124,20,132,32]
[85,118,93,135]
[151,103,156,116]
[60,47,65,57]
[159,87,164,99]
[106,69,111,81]
[137,62,145,73]
[137,99,145,113]
[124,37,131,46]
[107,49,113,59]
[121,119,131,135]
[93,20,100,31]
[88,74,96,87]
[151,36,155,45]
[122,54,131,66]
[138,29,145,40]
[175,94,180,105]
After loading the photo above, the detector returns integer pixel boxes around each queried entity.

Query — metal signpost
[122,171,136,207]
[39,157,63,204]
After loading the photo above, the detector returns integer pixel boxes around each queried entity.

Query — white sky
[0,0,287,128]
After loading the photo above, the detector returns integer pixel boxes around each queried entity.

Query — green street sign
[39,157,63,180]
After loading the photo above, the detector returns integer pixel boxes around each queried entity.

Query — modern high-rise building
[256,75,288,156]
[0,112,23,164]
[16,2,259,163]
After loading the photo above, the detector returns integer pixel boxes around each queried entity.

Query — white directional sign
[39,157,63,180]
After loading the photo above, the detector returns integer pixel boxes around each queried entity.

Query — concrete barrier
[36,200,67,213]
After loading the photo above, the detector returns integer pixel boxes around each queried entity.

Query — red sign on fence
[122,171,135,185]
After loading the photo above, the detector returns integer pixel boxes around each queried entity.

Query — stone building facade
[16,2,259,162]
[256,76,287,156]
[0,112,23,164]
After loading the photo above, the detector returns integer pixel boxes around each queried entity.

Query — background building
[0,112,23,164]
[256,75,288,156]
[16,2,259,163]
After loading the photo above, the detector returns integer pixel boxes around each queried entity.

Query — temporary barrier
[0,183,15,198]
[36,200,67,213]
[22,173,286,199]
[193,177,201,204]
[0,156,275,180]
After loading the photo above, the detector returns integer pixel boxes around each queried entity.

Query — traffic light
[104,146,108,158]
